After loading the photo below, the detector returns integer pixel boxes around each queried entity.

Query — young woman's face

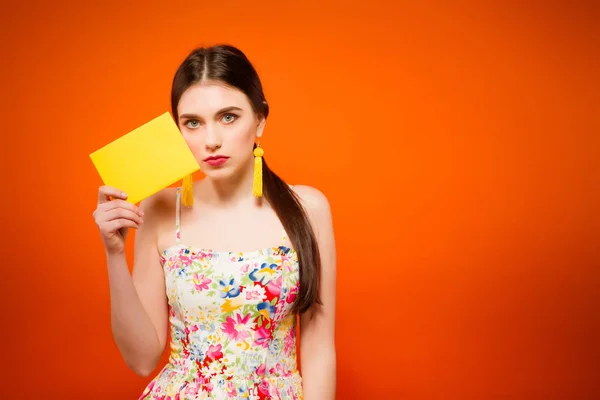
[177,81,265,180]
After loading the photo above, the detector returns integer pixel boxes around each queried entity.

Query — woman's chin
[201,166,235,180]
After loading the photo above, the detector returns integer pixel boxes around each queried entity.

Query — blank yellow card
[90,112,200,204]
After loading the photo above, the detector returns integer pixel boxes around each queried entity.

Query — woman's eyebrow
[179,106,243,120]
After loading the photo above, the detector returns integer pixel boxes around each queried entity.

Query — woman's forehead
[178,82,251,116]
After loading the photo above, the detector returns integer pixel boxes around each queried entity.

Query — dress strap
[175,187,182,244]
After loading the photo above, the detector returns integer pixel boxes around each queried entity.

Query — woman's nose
[205,125,222,150]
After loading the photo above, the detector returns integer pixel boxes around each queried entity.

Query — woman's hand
[93,186,144,255]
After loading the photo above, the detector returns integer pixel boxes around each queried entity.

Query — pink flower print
[244,285,266,302]
[256,363,266,376]
[200,250,212,259]
[270,363,292,378]
[241,263,250,273]
[267,274,282,296]
[184,383,197,396]
[258,379,270,395]
[269,384,281,398]
[206,344,223,359]
[180,248,204,267]
[185,325,199,335]
[284,330,295,353]
[192,273,211,291]
[179,251,195,267]
[226,381,237,397]
[286,284,298,304]
[221,313,255,341]
[254,327,271,348]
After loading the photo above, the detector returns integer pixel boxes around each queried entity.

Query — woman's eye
[222,114,237,124]
[185,120,200,128]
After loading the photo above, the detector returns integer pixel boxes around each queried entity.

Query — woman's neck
[200,159,260,208]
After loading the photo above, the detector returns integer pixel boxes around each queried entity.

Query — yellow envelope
[90,112,200,204]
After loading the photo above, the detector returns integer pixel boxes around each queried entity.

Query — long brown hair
[170,45,321,314]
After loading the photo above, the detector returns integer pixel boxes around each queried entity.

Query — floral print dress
[139,188,303,400]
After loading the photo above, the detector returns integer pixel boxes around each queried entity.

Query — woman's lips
[203,156,229,166]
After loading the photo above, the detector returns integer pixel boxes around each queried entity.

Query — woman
[93,45,337,399]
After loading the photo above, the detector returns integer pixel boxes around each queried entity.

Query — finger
[101,208,144,225]
[104,219,140,232]
[99,199,143,216]
[98,185,128,204]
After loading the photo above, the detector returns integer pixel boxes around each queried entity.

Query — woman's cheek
[182,132,203,154]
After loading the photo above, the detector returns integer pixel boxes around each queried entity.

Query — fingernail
[140,210,145,216]
[122,192,128,198]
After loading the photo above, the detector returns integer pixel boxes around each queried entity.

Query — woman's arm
[294,186,337,399]
[108,193,169,376]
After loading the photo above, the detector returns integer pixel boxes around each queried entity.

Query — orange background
[2,1,599,398]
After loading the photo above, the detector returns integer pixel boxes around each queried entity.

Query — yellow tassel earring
[253,143,264,198]
[181,173,194,206]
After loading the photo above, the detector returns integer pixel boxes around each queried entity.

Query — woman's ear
[256,117,266,138]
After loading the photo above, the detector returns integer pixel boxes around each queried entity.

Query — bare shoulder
[134,186,179,256]
[290,184,332,225]
[138,186,179,223]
